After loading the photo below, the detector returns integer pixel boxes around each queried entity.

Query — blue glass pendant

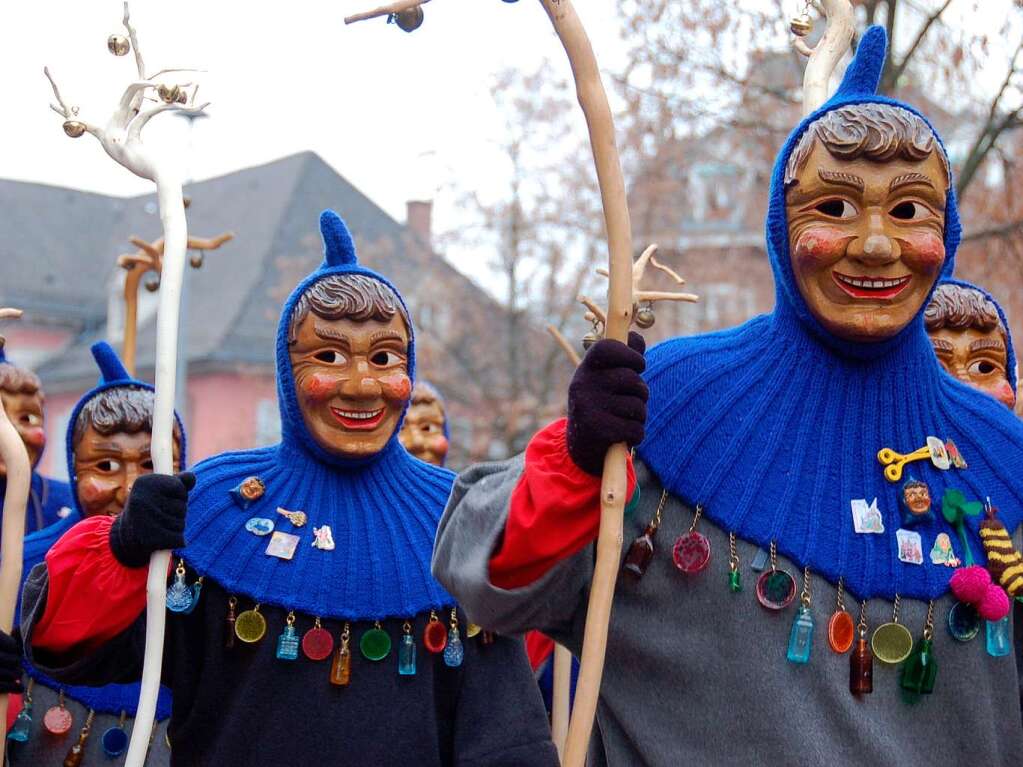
[276,619,300,661]
[986,616,1012,658]
[398,633,417,676]
[444,627,465,668]
[7,699,32,743]
[101,725,129,757]
[166,566,193,614]
[183,580,203,615]
[786,606,815,664]
[751,548,769,572]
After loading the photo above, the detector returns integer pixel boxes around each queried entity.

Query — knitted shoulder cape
[181,211,456,621]
[637,27,1023,601]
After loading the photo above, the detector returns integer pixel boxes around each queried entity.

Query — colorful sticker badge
[276,507,308,527]
[231,476,266,510]
[311,525,335,551]
[896,529,924,565]
[266,531,301,560]
[930,533,961,568]
[851,499,884,534]
[899,478,934,527]
[245,517,275,536]
[945,440,967,469]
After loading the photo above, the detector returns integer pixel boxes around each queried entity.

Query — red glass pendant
[43,705,73,735]
[672,531,711,574]
[302,625,335,661]
[827,610,855,653]
[424,619,448,653]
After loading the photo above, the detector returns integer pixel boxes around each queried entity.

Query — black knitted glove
[0,629,23,694]
[110,472,196,568]
[566,332,648,476]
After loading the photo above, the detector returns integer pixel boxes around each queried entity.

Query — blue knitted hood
[64,342,187,520]
[181,211,456,620]
[638,27,1023,601]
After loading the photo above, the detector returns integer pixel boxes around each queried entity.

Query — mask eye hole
[371,351,403,367]
[97,459,122,473]
[889,201,930,220]
[815,199,856,219]
[314,350,347,365]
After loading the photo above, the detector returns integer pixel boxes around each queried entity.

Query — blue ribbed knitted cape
[23,342,177,719]
[181,211,456,620]
[637,27,1023,601]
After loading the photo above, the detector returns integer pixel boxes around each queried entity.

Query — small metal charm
[312,525,335,551]
[392,6,424,31]
[634,302,656,329]
[107,34,130,56]
[144,275,161,292]
[276,507,308,527]
[62,120,86,138]
[266,531,301,560]
[790,12,812,36]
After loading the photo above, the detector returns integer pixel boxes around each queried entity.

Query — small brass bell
[634,304,656,330]
[189,253,204,269]
[107,34,130,56]
[582,331,599,350]
[62,120,86,138]
[790,13,813,37]
[394,7,424,32]
[145,276,161,293]
[157,84,183,104]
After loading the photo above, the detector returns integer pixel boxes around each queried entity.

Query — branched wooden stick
[546,324,581,367]
[0,309,29,760]
[793,0,854,115]
[44,5,208,764]
[595,244,699,306]
[344,0,431,25]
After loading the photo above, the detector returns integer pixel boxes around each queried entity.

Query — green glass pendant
[900,638,937,695]
[360,623,392,662]
[728,569,742,593]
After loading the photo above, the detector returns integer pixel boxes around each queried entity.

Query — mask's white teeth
[334,408,384,420]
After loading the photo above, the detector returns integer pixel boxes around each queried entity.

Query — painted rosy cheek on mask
[430,435,449,453]
[301,372,338,401]
[22,427,45,449]
[793,227,850,268]
[897,231,944,272]
[380,374,412,402]
[78,475,117,505]
[991,380,1016,408]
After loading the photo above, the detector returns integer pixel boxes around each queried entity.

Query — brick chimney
[406,200,433,248]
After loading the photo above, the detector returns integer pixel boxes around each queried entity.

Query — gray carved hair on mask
[0,364,42,397]
[785,103,950,188]
[72,386,180,447]
[287,273,410,343]
[924,283,1003,335]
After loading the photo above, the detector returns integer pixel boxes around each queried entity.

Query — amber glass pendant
[849,600,873,695]
[871,595,913,664]
[756,542,796,610]
[673,504,711,574]
[623,491,667,579]
[61,709,95,767]
[225,596,238,649]
[330,623,352,686]
[827,577,855,653]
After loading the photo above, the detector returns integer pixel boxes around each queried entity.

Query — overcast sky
[2,0,623,268]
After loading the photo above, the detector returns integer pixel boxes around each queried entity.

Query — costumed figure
[434,28,1023,765]
[0,348,73,535]
[399,381,450,467]
[925,279,1017,409]
[7,343,177,765]
[18,212,556,766]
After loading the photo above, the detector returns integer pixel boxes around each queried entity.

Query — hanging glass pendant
[672,505,711,574]
[727,532,742,593]
[444,610,464,668]
[424,611,448,653]
[986,616,1012,657]
[624,491,666,578]
[184,578,204,615]
[330,624,352,687]
[751,547,770,572]
[43,691,73,735]
[756,543,795,611]
[360,622,392,662]
[7,679,33,743]
[225,597,238,649]
[828,611,855,654]
[787,607,815,664]
[276,612,300,660]
[166,561,193,613]
[302,618,335,661]
[234,604,267,644]
[399,622,417,676]
[62,709,94,767]
[101,712,129,757]
[870,595,913,664]
[947,601,981,642]
[849,601,873,695]
[900,601,938,697]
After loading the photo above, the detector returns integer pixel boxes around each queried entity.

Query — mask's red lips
[832,271,912,300]
[330,407,386,431]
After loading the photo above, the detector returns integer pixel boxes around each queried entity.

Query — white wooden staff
[44,6,208,765]
[792,0,855,115]
[0,309,29,758]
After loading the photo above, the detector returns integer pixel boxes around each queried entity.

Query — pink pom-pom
[977,584,1011,622]
[950,565,991,603]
